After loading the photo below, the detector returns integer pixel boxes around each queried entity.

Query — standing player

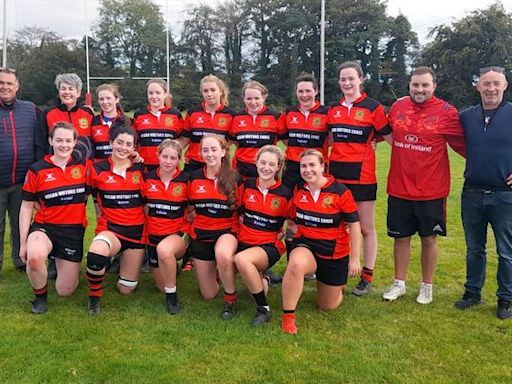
[328,61,391,296]
[133,79,183,171]
[188,135,241,320]
[19,122,89,314]
[84,125,145,315]
[143,139,189,314]
[281,149,361,334]
[234,145,292,325]
[180,75,236,173]
[230,81,286,179]
[91,83,132,163]
[383,66,465,304]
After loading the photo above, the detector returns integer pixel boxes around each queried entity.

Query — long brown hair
[200,134,238,209]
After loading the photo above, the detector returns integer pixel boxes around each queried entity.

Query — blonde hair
[158,139,182,158]
[299,149,324,164]
[256,145,285,180]
[242,81,268,99]
[200,74,229,106]
[147,78,172,107]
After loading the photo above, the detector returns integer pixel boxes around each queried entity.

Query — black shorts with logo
[29,223,85,263]
[387,195,447,238]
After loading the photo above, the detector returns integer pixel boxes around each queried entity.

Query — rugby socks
[33,284,48,299]
[223,291,237,304]
[85,252,109,299]
[361,267,374,283]
[164,286,178,306]
[252,290,269,311]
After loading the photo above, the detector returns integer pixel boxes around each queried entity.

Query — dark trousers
[0,184,24,269]
[462,186,512,301]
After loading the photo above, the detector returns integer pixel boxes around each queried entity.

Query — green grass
[1,145,511,383]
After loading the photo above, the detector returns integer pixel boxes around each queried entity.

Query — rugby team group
[0,61,511,334]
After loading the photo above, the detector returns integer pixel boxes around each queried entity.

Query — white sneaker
[382,282,406,301]
[416,283,433,304]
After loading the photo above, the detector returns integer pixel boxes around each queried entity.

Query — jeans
[461,186,512,301]
[0,184,24,269]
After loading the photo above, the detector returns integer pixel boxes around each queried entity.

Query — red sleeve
[373,104,391,135]
[22,168,38,200]
[276,112,287,139]
[176,113,184,137]
[183,112,191,138]
[442,105,466,157]
[338,189,359,222]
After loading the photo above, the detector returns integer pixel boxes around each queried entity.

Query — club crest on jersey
[44,173,56,182]
[247,193,256,203]
[261,119,269,128]
[312,117,321,127]
[271,198,281,209]
[71,167,82,179]
[172,185,183,196]
[78,118,89,129]
[131,173,140,184]
[322,196,333,208]
[354,110,365,120]
[164,117,174,127]
[218,117,228,127]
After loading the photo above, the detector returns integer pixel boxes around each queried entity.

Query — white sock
[394,279,406,288]
[164,286,176,294]
[421,282,432,288]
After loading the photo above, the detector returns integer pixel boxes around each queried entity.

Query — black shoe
[264,269,282,285]
[251,306,272,326]
[166,297,182,315]
[454,292,483,310]
[47,258,57,280]
[87,297,101,315]
[352,278,372,296]
[221,301,236,320]
[497,299,512,320]
[30,297,48,314]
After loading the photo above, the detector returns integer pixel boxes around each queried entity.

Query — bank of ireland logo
[405,134,418,143]
[78,118,89,130]
[71,167,82,179]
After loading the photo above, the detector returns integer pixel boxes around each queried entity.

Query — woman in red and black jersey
[327,61,392,296]
[84,125,145,315]
[281,149,362,334]
[180,75,236,173]
[90,83,132,163]
[142,139,189,314]
[230,81,285,179]
[20,122,89,314]
[234,145,291,326]
[188,134,241,320]
[133,79,183,171]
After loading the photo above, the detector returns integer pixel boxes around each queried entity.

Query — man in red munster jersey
[382,66,466,305]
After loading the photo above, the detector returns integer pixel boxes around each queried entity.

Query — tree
[419,2,512,108]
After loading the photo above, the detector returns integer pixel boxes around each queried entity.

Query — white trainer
[416,282,433,304]
[382,282,406,301]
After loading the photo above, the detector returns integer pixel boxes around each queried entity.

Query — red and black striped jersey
[132,106,184,167]
[91,110,132,162]
[230,107,286,177]
[188,167,240,241]
[88,158,145,243]
[142,168,189,239]
[22,154,89,227]
[239,178,292,255]
[328,93,391,184]
[290,176,359,260]
[183,103,236,165]
[45,104,94,137]
[283,101,330,163]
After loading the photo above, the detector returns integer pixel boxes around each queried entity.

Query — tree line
[4,0,512,111]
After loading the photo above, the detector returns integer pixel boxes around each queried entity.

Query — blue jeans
[461,186,512,301]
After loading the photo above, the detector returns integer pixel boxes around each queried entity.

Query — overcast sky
[3,0,512,44]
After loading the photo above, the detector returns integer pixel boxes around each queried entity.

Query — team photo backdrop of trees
[4,0,512,110]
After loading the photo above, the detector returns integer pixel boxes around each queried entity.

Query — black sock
[283,309,295,314]
[252,291,268,307]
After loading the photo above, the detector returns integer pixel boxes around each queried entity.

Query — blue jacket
[0,99,43,187]
[460,101,512,188]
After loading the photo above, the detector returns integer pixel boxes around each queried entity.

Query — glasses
[479,66,505,74]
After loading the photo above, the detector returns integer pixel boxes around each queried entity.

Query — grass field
[1,144,511,384]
